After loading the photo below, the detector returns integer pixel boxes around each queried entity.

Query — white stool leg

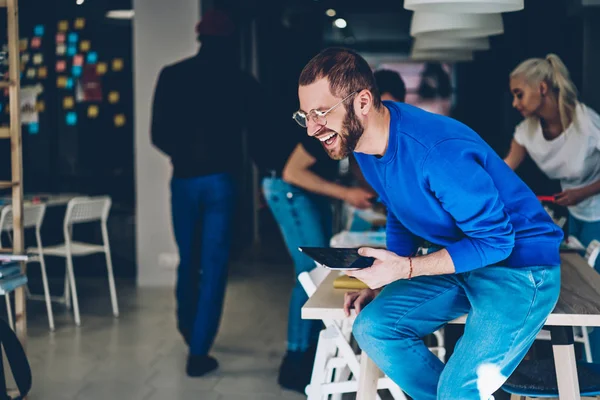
[102,224,119,317]
[65,253,81,326]
[307,330,334,400]
[5,293,13,330]
[36,234,54,331]
[581,327,593,362]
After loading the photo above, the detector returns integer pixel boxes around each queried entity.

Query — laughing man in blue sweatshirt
[294,48,563,400]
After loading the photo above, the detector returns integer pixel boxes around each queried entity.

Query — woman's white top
[514,103,600,221]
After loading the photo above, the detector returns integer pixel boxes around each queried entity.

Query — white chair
[29,196,119,326]
[0,204,54,331]
[587,240,600,269]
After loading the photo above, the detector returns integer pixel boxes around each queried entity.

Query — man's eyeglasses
[292,91,358,131]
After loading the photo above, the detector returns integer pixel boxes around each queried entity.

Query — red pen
[537,195,556,203]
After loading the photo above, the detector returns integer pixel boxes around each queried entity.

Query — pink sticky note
[56,60,66,72]
[31,37,41,49]
[56,33,65,43]
[73,54,84,67]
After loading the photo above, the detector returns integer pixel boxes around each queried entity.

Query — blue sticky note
[34,25,44,36]
[66,112,77,126]
[86,51,98,64]
[68,32,78,43]
[29,122,39,134]
[72,65,82,77]
[65,78,73,89]
[67,45,76,56]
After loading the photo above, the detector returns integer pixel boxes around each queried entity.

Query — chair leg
[5,293,13,330]
[102,226,119,317]
[64,273,71,309]
[582,327,593,362]
[307,330,334,400]
[65,254,81,326]
[35,237,55,331]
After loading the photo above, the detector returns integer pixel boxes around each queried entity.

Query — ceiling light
[76,0,84,4]
[106,10,135,19]
[410,49,474,61]
[334,18,347,29]
[413,36,490,51]
[404,0,523,14]
[326,9,337,17]
[410,12,503,38]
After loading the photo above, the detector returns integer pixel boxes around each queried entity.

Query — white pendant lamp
[410,12,504,38]
[413,37,490,51]
[410,49,474,62]
[405,0,523,14]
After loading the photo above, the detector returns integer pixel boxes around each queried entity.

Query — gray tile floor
[20,255,308,400]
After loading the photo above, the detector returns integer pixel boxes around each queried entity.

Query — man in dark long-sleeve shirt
[151,9,265,378]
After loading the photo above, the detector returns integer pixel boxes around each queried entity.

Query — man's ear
[356,89,373,116]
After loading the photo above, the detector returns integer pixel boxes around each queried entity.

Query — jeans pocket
[527,268,547,289]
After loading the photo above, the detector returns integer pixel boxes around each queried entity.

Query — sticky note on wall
[56,33,65,43]
[58,20,68,32]
[66,112,77,126]
[26,68,35,78]
[36,101,45,112]
[56,44,66,55]
[56,60,66,72]
[86,52,97,64]
[72,65,82,77]
[96,62,107,75]
[112,58,123,71]
[57,76,67,87]
[73,55,84,66]
[31,37,41,49]
[33,54,43,65]
[75,18,86,30]
[67,45,76,56]
[68,33,78,44]
[80,40,90,52]
[63,96,74,109]
[38,67,47,78]
[29,122,39,134]
[108,91,119,104]
[87,105,99,118]
[19,39,28,52]
[114,114,126,127]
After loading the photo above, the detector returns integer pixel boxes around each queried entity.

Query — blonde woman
[505,54,600,272]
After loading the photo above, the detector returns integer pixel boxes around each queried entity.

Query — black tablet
[298,247,375,270]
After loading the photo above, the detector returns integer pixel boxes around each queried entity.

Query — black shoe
[186,355,218,377]
[278,349,315,393]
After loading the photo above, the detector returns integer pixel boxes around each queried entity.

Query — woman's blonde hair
[510,53,578,130]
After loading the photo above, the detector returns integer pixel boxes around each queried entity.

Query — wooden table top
[302,253,600,327]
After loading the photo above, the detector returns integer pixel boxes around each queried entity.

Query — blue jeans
[171,173,235,356]
[569,214,600,360]
[262,177,332,352]
[353,265,560,400]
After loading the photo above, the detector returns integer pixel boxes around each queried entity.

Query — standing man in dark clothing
[150,9,261,378]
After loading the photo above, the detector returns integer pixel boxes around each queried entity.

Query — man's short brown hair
[299,48,382,110]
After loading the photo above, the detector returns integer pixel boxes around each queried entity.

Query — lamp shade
[410,49,474,61]
[413,36,490,51]
[410,12,504,38]
[405,0,523,14]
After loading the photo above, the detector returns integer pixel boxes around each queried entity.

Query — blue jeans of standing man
[353,264,560,400]
[171,173,235,356]
[262,177,332,352]
[569,213,600,361]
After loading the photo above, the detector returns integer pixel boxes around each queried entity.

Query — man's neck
[355,105,391,157]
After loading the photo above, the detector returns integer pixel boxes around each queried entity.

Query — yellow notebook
[333,275,369,290]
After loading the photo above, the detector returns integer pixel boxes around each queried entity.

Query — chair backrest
[298,263,331,298]
[587,240,600,268]
[64,196,111,228]
[0,204,46,232]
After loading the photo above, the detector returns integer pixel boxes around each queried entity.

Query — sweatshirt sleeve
[423,139,515,273]
[385,206,420,257]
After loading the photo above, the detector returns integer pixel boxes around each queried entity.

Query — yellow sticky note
[96,62,107,75]
[63,96,74,109]
[74,18,85,30]
[26,68,36,78]
[33,54,43,65]
[80,40,91,52]
[36,101,45,112]
[57,76,68,88]
[108,91,120,104]
[56,44,66,56]
[19,39,28,52]
[38,67,48,79]
[87,105,99,118]
[114,114,126,127]
[58,20,69,32]
[112,58,123,71]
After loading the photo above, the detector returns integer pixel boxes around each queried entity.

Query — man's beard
[328,109,364,160]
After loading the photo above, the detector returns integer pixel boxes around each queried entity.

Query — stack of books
[0,252,27,295]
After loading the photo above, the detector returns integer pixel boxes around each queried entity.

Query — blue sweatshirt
[354,102,563,273]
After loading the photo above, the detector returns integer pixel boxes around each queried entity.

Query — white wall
[133,0,200,286]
